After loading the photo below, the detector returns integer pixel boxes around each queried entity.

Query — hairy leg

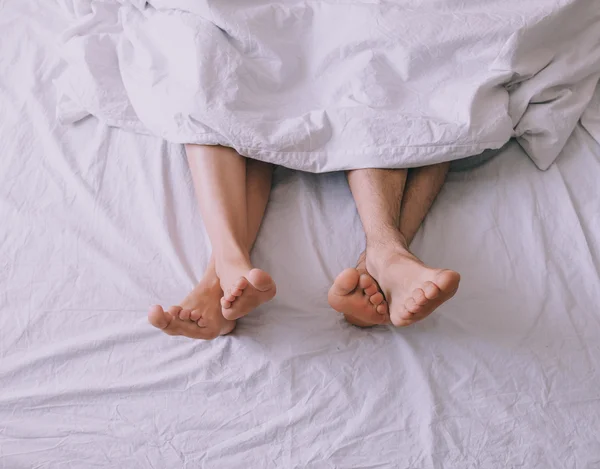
[327,169,406,326]
[399,163,451,246]
[341,165,460,327]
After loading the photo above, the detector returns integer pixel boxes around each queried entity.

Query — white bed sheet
[2,2,600,468]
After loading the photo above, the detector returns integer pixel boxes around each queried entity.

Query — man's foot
[219,267,276,320]
[368,242,460,327]
[328,252,390,327]
[148,276,236,340]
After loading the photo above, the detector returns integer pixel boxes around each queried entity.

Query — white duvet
[57,0,600,172]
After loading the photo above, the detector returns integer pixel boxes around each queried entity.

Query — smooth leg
[187,146,276,320]
[148,146,275,338]
[187,145,250,264]
[329,164,460,327]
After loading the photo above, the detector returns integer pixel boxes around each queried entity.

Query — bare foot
[368,240,460,327]
[148,274,235,340]
[328,252,389,327]
[218,265,276,320]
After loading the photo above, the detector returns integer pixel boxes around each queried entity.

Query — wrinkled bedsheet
[56,0,600,171]
[2,1,600,468]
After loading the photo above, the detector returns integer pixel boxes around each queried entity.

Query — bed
[2,1,600,468]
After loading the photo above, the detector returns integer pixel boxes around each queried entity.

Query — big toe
[329,268,360,297]
[436,270,461,295]
[148,305,171,330]
[247,268,275,292]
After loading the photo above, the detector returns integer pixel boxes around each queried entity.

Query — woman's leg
[245,158,274,250]
[186,145,275,320]
[148,146,275,338]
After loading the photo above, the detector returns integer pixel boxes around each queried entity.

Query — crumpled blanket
[56,0,600,172]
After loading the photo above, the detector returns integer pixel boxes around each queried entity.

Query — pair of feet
[148,263,276,340]
[327,245,460,328]
[148,244,460,339]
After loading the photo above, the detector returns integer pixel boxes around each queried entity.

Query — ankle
[214,253,252,279]
[366,231,409,254]
[365,234,413,274]
[199,263,221,290]
[214,243,250,263]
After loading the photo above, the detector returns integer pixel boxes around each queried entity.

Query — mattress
[2,1,600,468]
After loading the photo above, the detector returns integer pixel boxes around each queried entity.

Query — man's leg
[148,146,275,338]
[329,164,460,327]
[398,163,451,245]
[327,170,406,326]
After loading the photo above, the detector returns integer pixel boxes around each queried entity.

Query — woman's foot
[328,252,390,327]
[367,239,460,327]
[148,271,236,340]
[217,261,276,320]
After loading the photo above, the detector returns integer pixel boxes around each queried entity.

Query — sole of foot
[220,268,276,320]
[328,267,390,327]
[370,251,460,327]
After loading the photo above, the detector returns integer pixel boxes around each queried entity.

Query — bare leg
[148,146,275,338]
[329,164,460,327]
[327,170,406,326]
[208,154,276,319]
[399,163,451,245]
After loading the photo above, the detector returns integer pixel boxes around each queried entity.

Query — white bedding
[2,1,600,468]
[56,0,600,171]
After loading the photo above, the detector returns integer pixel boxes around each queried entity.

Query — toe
[233,276,249,291]
[363,283,379,297]
[224,290,237,302]
[231,288,243,297]
[358,273,375,290]
[436,270,461,295]
[168,305,182,317]
[148,305,171,330]
[195,314,207,327]
[190,309,202,321]
[423,281,440,300]
[392,316,414,327]
[369,292,384,306]
[247,268,275,292]
[221,297,232,309]
[405,298,422,314]
[376,303,388,315]
[413,288,428,306]
[392,306,416,326]
[329,268,360,296]
[179,308,191,320]
[191,309,207,327]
